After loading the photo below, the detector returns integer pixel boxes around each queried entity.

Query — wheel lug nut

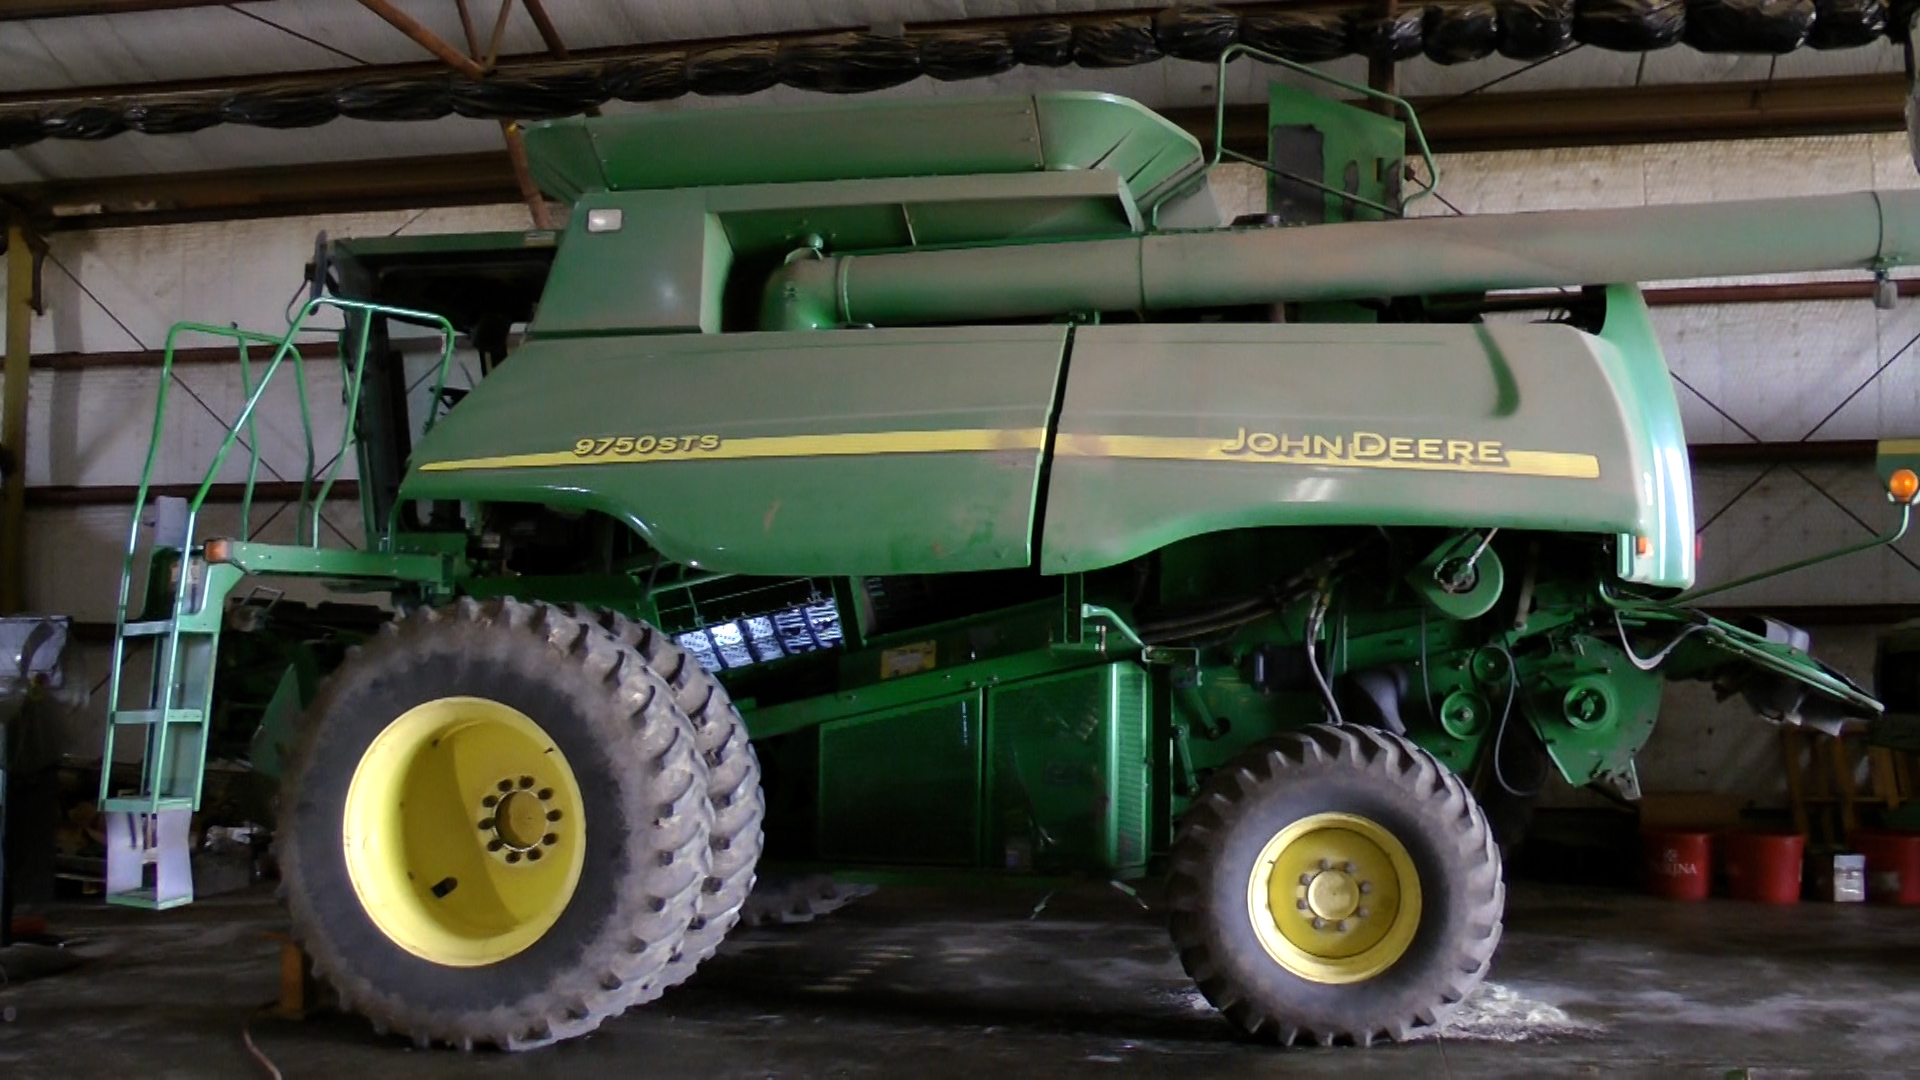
[542,833,558,846]
[527,849,543,862]
[518,776,534,789]
[547,810,563,822]
[1342,862,1357,874]
[537,788,554,801]
[1296,899,1309,911]
[1336,920,1350,932]
[482,795,498,808]
[1311,917,1325,929]
[497,779,513,793]
[487,840,503,852]
[1356,906,1370,918]
[1359,882,1373,894]
[1298,873,1313,886]
[505,852,521,864]
[1318,859,1331,871]
[477,818,494,830]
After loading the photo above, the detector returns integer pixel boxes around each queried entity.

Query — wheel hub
[481,778,563,862]
[1245,811,1422,985]
[341,696,587,967]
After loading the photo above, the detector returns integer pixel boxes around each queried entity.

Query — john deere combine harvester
[99,53,1920,1049]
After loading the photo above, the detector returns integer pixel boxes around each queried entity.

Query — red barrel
[1852,831,1920,904]
[1723,831,1805,904]
[1643,830,1713,900]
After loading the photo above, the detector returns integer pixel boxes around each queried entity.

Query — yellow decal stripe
[1053,434,1600,480]
[418,427,1050,472]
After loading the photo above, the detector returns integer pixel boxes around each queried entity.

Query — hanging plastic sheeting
[1073,15,1164,67]
[1351,6,1428,58]
[1426,3,1503,61]
[1153,6,1243,60]
[1808,0,1887,43]
[38,105,127,141]
[1685,0,1816,50]
[450,67,606,120]
[335,76,454,122]
[3,2,1917,154]
[223,85,341,129]
[123,98,225,135]
[685,43,782,96]
[919,30,1018,80]
[1573,0,1687,49]
[1010,21,1076,66]
[1497,0,1578,56]
[602,52,688,102]
[779,33,922,93]
[1239,11,1354,61]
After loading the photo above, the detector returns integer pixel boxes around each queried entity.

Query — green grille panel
[987,663,1151,873]
[816,692,982,865]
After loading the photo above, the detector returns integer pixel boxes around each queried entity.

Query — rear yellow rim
[1245,811,1421,985]
[342,696,586,967]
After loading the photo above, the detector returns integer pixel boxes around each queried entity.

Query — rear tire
[581,608,764,998]
[1168,725,1502,1046]
[279,598,711,1049]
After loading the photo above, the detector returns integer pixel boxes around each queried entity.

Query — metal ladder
[99,298,455,908]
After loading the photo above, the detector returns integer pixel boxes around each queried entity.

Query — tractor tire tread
[279,598,712,1050]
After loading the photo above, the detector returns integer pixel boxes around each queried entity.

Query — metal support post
[2,220,32,614]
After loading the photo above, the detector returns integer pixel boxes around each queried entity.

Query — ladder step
[110,708,204,727]
[101,796,195,813]
[122,621,216,637]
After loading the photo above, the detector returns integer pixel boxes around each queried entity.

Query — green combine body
[96,76,1915,1051]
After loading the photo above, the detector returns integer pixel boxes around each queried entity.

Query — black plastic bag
[918,30,1017,80]
[1011,21,1075,66]
[450,68,604,120]
[686,43,781,96]
[1240,11,1354,60]
[1497,0,1576,56]
[778,33,921,93]
[333,77,453,122]
[1351,7,1427,58]
[0,112,44,150]
[1154,6,1241,60]
[601,53,688,102]
[1074,15,1163,67]
[1809,0,1887,43]
[1426,3,1502,61]
[222,86,339,129]
[1573,0,1687,50]
[40,103,129,140]
[1684,0,1815,51]
[123,98,224,135]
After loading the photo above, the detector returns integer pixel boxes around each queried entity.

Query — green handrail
[1144,42,1441,221]
[102,296,458,811]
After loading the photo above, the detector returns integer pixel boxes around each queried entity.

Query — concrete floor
[1,880,1917,1078]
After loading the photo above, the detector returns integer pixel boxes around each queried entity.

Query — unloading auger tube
[762,189,1920,330]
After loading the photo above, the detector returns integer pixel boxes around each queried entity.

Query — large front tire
[1168,725,1503,1046]
[279,599,712,1049]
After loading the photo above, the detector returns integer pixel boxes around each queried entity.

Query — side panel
[402,327,1067,575]
[1041,322,1655,574]
[986,663,1152,873]
[817,692,983,866]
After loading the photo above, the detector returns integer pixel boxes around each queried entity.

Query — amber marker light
[204,538,232,564]
[1891,468,1920,504]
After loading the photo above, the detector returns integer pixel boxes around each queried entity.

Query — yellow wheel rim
[342,696,586,967]
[1245,811,1421,985]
